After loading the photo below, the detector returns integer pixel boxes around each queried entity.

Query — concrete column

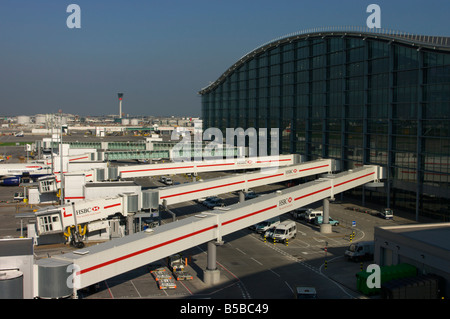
[239,191,245,203]
[207,241,217,271]
[127,214,134,235]
[320,198,332,234]
[203,241,220,285]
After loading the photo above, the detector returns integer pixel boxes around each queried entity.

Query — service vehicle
[290,207,312,220]
[379,208,393,219]
[164,177,173,185]
[151,267,172,281]
[265,220,297,243]
[254,217,280,234]
[244,191,258,200]
[169,254,193,281]
[204,197,225,209]
[314,216,339,226]
[14,192,25,202]
[296,287,317,299]
[202,196,220,207]
[345,241,375,261]
[304,209,323,223]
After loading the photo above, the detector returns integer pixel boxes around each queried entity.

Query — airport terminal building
[199,27,450,221]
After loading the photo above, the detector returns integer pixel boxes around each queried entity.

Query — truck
[254,216,280,234]
[265,220,297,243]
[345,241,375,261]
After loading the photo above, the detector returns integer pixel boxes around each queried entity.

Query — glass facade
[200,32,450,222]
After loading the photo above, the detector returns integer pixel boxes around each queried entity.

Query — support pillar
[320,198,332,234]
[203,241,221,285]
[239,190,245,203]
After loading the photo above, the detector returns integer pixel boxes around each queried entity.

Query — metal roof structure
[199,26,450,95]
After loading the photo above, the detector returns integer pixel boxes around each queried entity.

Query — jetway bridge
[44,140,243,162]
[117,154,298,179]
[33,165,384,299]
[33,158,335,241]
[43,154,301,196]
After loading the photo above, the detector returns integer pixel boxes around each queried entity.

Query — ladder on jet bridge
[36,165,384,298]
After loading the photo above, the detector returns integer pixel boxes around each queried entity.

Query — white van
[304,210,323,223]
[345,241,375,261]
[290,207,312,220]
[379,208,394,220]
[265,220,297,243]
[254,217,280,234]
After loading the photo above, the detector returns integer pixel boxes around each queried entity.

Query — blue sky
[0,0,449,117]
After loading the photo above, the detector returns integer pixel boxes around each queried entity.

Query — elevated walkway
[36,165,384,298]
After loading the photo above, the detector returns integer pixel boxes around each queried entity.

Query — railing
[251,26,449,54]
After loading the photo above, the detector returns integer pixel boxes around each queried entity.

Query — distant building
[199,27,450,221]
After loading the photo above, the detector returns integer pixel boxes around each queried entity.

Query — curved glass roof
[199,26,450,95]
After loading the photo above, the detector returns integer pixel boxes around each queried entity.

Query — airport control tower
[118,93,124,119]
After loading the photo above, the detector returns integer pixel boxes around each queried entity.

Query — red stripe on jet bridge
[120,166,195,173]
[160,180,245,199]
[298,164,329,172]
[69,156,89,161]
[222,205,277,226]
[196,163,235,168]
[256,159,291,163]
[104,203,121,209]
[78,224,218,275]
[77,204,278,275]
[334,172,375,188]
[294,187,332,201]
[247,173,284,182]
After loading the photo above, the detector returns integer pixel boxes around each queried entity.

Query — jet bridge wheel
[73,241,84,248]
[65,225,86,249]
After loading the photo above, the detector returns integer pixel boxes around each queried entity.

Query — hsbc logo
[76,206,101,216]
[279,197,293,208]
[285,168,298,175]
